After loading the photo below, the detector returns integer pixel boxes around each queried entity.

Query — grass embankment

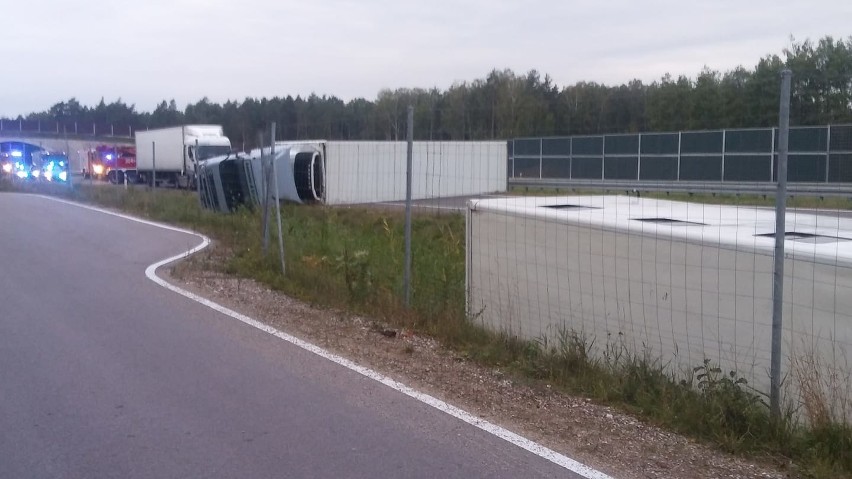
[5,179,851,477]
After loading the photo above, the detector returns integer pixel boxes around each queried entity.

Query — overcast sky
[1,0,849,117]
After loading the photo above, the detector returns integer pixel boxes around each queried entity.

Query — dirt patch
[167,248,792,479]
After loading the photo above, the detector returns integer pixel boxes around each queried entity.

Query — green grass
[5,178,851,477]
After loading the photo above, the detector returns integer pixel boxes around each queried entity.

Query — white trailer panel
[136,127,188,172]
[323,141,507,205]
[467,195,852,410]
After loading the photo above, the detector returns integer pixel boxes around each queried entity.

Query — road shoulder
[162,246,789,479]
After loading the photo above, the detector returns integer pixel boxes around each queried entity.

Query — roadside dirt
[168,248,793,479]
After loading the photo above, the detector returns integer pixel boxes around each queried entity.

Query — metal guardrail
[508,178,852,198]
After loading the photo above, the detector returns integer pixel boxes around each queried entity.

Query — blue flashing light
[16,170,28,179]
[59,171,67,182]
[10,150,22,158]
[105,154,113,160]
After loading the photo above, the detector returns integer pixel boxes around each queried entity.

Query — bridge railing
[0,119,136,138]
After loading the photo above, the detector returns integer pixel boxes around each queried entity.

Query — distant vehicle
[84,145,136,183]
[1,146,32,178]
[32,151,69,183]
[10,158,37,181]
[135,125,231,188]
[0,150,20,177]
[1,146,44,181]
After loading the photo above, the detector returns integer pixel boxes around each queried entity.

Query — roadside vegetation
[4,179,851,478]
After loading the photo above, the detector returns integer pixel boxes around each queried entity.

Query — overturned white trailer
[198,140,506,211]
[467,195,852,410]
[254,140,507,205]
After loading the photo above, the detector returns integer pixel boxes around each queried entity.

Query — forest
[6,36,852,147]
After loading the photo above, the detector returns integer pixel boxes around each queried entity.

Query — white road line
[41,195,615,479]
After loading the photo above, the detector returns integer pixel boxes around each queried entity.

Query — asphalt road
[0,193,589,479]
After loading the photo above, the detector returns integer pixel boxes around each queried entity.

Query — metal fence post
[194,138,200,199]
[260,131,270,255]
[65,132,72,191]
[825,125,831,183]
[676,131,682,181]
[403,105,414,307]
[270,122,286,275]
[152,141,157,192]
[770,69,792,420]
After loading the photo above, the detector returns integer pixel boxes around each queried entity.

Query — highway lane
[0,193,592,479]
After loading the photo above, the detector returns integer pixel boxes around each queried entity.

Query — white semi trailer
[244,140,507,205]
[135,125,231,187]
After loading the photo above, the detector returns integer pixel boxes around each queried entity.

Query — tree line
[7,36,852,147]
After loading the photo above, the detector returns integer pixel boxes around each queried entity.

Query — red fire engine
[86,145,137,183]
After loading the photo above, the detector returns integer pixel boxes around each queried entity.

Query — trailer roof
[469,195,852,265]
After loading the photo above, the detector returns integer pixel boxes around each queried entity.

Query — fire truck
[85,145,137,183]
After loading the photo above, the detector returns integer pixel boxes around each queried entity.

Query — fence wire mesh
[465,193,852,423]
[228,113,852,424]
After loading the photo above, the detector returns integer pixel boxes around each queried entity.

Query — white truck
[135,125,231,187]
